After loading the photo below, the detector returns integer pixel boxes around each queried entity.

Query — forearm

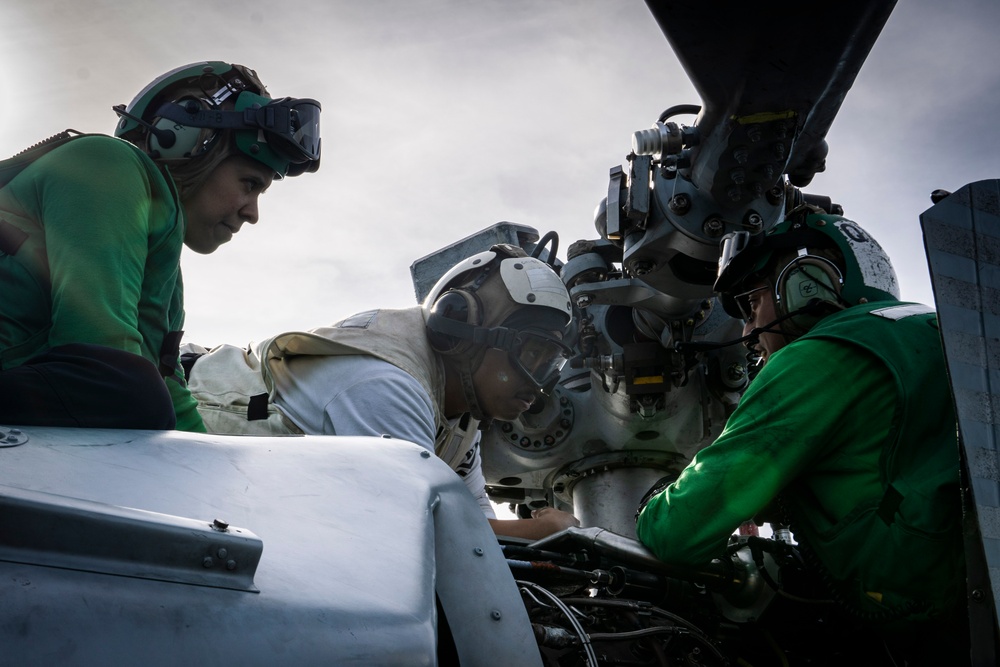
[489,507,579,540]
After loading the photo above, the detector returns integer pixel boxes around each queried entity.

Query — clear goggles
[716,230,769,319]
[730,285,769,321]
[242,96,321,164]
[506,330,573,389]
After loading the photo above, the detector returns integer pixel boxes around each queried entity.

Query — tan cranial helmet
[422,244,574,421]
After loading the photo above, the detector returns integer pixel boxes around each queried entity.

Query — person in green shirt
[0,61,321,431]
[636,211,967,664]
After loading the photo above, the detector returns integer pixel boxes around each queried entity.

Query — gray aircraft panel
[920,179,1000,631]
[0,426,541,666]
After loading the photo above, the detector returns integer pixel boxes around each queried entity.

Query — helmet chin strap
[455,352,493,431]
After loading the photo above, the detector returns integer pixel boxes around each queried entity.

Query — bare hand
[489,506,580,540]
[529,507,580,533]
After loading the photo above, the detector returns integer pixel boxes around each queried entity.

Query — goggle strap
[470,326,517,351]
[427,316,515,351]
[153,99,320,134]
[153,102,271,131]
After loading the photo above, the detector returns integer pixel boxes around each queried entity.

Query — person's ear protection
[426,289,483,356]
[774,253,844,331]
[148,97,218,159]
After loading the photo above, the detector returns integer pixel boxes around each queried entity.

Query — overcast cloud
[2,0,997,347]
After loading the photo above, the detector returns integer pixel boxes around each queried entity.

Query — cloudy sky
[2,0,997,348]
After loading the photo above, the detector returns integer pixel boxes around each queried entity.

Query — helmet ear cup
[775,256,843,331]
[148,97,215,159]
[426,289,482,356]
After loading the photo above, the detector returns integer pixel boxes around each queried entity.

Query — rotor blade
[644,0,896,198]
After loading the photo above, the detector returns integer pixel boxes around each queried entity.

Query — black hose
[658,104,701,123]
[531,231,560,267]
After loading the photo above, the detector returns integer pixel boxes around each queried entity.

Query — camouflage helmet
[716,212,900,330]
[114,61,320,179]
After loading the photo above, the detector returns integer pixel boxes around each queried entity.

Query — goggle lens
[511,332,571,387]
[247,98,321,163]
[732,285,769,321]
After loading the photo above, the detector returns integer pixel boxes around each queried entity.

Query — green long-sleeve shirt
[0,134,205,431]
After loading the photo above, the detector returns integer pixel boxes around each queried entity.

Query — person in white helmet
[185,243,580,539]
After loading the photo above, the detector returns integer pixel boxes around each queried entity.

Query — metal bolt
[217,548,228,559]
[420,450,431,459]
[668,193,691,215]
[972,588,986,603]
[702,217,725,238]
[729,168,746,185]
[727,186,742,202]
[772,142,785,160]
[743,213,763,233]
[212,519,229,531]
[226,560,237,571]
[632,260,654,276]
[520,437,531,447]
[746,126,762,143]
[732,147,749,165]
[513,263,524,270]
[490,610,503,621]
[202,557,214,568]
[766,186,784,205]
[501,422,513,433]
[473,547,484,557]
[560,418,572,429]
[575,294,593,309]
[727,364,747,382]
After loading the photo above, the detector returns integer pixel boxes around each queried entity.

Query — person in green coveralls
[635,210,968,665]
[0,61,321,431]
